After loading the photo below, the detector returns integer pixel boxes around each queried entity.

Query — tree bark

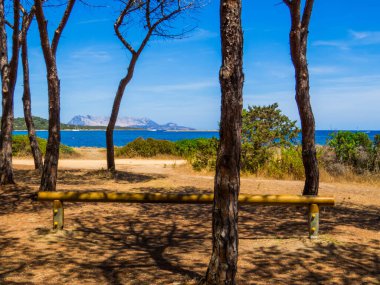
[39,71,60,191]
[34,0,76,191]
[0,0,20,185]
[201,0,243,284]
[285,0,319,195]
[21,12,43,173]
[106,53,138,171]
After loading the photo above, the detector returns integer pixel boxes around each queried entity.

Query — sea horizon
[13,129,380,148]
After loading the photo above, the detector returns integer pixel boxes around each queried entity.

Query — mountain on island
[68,115,195,131]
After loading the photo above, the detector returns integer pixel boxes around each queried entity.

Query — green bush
[175,138,218,171]
[373,134,380,172]
[262,146,304,179]
[241,103,299,173]
[374,134,380,148]
[12,135,76,157]
[327,131,374,171]
[115,137,219,171]
[115,137,177,157]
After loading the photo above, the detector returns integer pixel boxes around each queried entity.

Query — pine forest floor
[1,148,379,285]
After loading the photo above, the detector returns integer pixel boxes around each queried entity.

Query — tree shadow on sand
[239,240,380,285]
[1,177,380,284]
[0,185,47,216]
[12,168,167,187]
[0,227,36,285]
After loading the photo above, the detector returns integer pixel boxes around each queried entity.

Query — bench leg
[308,203,319,239]
[53,200,64,230]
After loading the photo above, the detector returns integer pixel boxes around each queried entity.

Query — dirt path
[13,158,187,169]
[1,158,379,284]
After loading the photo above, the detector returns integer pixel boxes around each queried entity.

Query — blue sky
[10,0,380,130]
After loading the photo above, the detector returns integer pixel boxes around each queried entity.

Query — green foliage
[262,147,304,179]
[12,135,76,157]
[115,137,219,171]
[374,135,380,172]
[374,134,380,148]
[241,103,299,172]
[175,138,218,171]
[115,137,177,157]
[12,116,74,130]
[327,131,380,173]
[116,104,299,174]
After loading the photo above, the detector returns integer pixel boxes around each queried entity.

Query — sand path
[1,156,379,284]
[13,158,187,169]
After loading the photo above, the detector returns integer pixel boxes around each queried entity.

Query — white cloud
[318,74,380,86]
[349,30,380,43]
[313,30,380,49]
[134,80,218,93]
[152,28,218,44]
[77,18,110,25]
[313,40,349,50]
[309,65,343,75]
[70,48,112,61]
[350,31,369,40]
[191,28,218,40]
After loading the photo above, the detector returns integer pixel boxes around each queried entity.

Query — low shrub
[116,137,219,170]
[327,131,379,172]
[260,146,305,180]
[241,143,271,173]
[115,132,380,180]
[374,135,380,172]
[115,137,177,157]
[176,138,218,171]
[12,135,76,157]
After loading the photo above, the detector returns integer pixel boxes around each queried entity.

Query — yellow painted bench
[36,192,335,239]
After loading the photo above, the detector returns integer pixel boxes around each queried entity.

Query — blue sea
[12,130,380,148]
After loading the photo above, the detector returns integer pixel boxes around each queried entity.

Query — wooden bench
[36,192,335,239]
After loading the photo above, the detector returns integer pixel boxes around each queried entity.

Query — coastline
[15,129,218,132]
[12,129,380,148]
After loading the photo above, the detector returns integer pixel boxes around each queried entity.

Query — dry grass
[319,167,380,186]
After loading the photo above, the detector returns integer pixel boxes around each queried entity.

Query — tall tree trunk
[0,0,20,185]
[106,78,128,172]
[0,51,15,185]
[285,0,319,195]
[21,36,43,172]
[34,0,76,191]
[201,0,243,284]
[39,70,60,191]
[106,56,137,172]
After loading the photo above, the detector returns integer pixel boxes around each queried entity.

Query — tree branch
[4,19,13,29]
[301,0,314,29]
[145,0,151,29]
[19,3,26,15]
[288,0,301,27]
[20,7,35,44]
[114,2,137,54]
[137,1,193,55]
[51,0,76,56]
[0,0,8,72]
[78,0,107,8]
[9,0,20,82]
[34,0,54,66]
[283,0,291,8]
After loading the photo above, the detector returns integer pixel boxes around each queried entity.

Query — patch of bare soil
[1,156,379,285]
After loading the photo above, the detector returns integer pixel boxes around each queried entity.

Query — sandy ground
[1,154,379,285]
[13,158,187,169]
